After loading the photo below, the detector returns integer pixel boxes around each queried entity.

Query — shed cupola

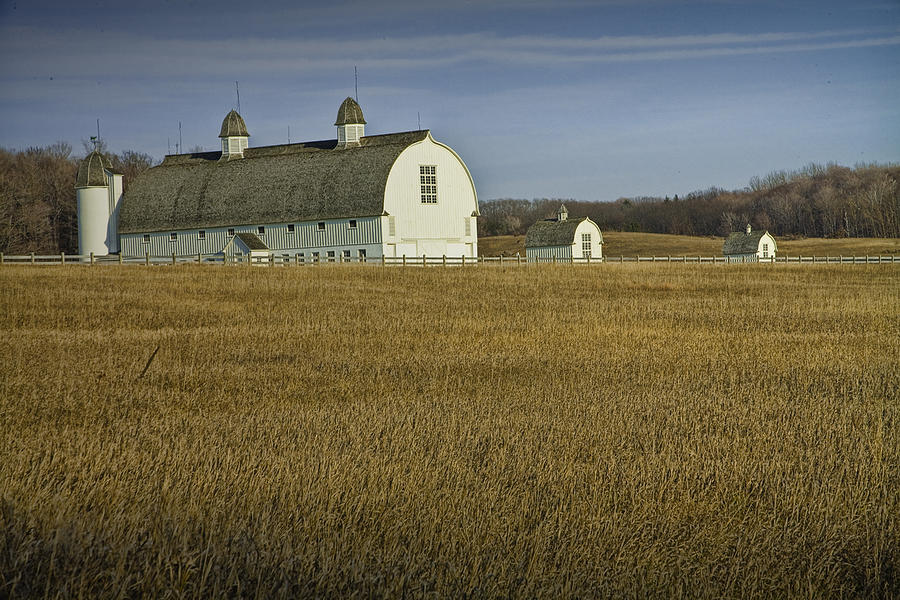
[219,109,249,159]
[557,204,568,222]
[335,97,366,148]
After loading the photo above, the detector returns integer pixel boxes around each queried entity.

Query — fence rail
[0,252,898,266]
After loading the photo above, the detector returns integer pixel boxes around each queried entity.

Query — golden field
[478,232,900,257]
[1,264,898,598]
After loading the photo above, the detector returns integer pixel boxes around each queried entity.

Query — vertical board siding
[121,216,382,257]
[526,245,574,261]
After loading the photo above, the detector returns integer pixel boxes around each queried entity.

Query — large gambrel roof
[119,130,429,233]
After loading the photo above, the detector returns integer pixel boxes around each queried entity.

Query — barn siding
[120,216,383,257]
[526,245,574,261]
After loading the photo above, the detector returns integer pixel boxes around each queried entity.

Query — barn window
[318,222,326,231]
[349,219,357,229]
[287,224,295,234]
[169,232,177,242]
[327,250,335,262]
[227,228,235,237]
[762,243,768,257]
[142,234,150,244]
[582,233,591,257]
[342,250,351,259]
[420,165,437,204]
[358,249,367,258]
[198,230,205,240]
[257,226,265,235]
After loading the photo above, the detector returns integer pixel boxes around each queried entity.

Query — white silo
[75,150,122,256]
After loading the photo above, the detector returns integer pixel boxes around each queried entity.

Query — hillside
[477,232,900,257]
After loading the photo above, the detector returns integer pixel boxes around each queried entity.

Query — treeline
[480,163,900,238]
[0,143,154,254]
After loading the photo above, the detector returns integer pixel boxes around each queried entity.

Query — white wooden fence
[1,252,898,266]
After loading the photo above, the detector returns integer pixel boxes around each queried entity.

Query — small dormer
[219,109,249,160]
[335,97,366,149]
[557,204,568,222]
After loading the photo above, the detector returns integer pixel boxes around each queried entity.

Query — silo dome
[335,97,366,125]
[75,150,112,188]
[219,109,249,138]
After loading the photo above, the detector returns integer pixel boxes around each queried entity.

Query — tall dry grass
[1,264,897,598]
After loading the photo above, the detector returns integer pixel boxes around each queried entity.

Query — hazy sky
[0,0,897,200]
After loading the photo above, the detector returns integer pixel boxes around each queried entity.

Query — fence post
[31,252,35,264]
[61,252,65,265]
[443,254,446,267]
[461,255,465,267]
[423,254,426,267]
[119,253,123,265]
[90,252,94,265]
[0,252,3,265]
[198,252,202,265]
[402,254,406,267]
[145,252,150,266]
[553,255,557,264]
[381,254,385,267]
[500,255,504,267]
[517,254,521,266]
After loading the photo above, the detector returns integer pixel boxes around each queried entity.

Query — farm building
[723,225,777,262]
[75,97,479,260]
[524,204,603,261]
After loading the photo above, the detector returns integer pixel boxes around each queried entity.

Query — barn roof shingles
[722,230,769,255]
[525,217,599,247]
[118,130,428,233]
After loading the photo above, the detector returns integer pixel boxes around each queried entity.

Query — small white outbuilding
[722,224,777,262]
[524,204,603,262]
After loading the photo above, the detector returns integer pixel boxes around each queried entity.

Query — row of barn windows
[232,249,369,261]
[142,219,361,244]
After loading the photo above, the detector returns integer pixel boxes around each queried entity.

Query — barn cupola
[219,109,249,160]
[335,97,366,148]
[557,204,568,222]
[746,223,752,234]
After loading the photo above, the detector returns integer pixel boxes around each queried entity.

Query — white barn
[722,224,777,262]
[525,205,603,262]
[76,97,479,260]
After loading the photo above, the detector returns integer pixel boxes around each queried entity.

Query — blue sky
[0,0,897,200]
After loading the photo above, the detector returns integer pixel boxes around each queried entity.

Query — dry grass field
[478,232,900,257]
[1,264,898,598]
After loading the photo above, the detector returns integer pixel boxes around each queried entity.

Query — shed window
[318,222,326,231]
[142,234,150,244]
[198,230,205,240]
[582,233,591,257]
[287,224,295,233]
[227,228,235,237]
[358,249,367,259]
[420,165,437,204]
[342,250,351,258]
[258,226,265,235]
[327,250,335,262]
[169,233,177,242]
[349,219,357,229]
[762,243,769,257]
